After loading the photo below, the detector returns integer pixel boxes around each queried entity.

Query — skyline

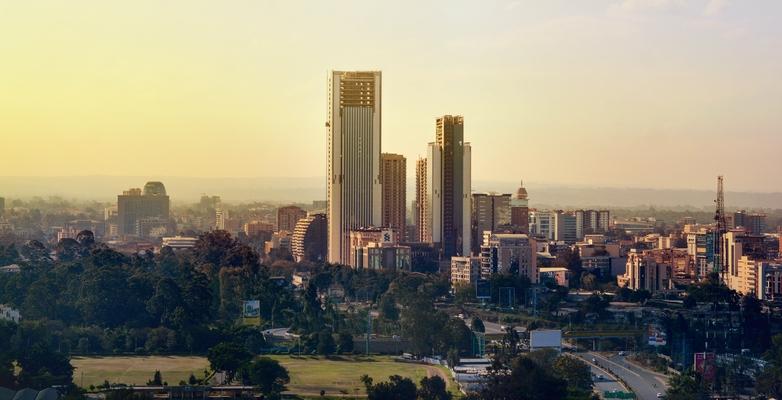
[2,0,781,192]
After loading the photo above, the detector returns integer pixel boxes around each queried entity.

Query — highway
[572,355,626,399]
[577,352,668,400]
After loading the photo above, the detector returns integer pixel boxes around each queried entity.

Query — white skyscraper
[327,71,382,264]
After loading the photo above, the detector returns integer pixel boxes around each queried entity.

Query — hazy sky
[1,0,780,192]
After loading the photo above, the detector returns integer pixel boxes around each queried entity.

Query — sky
[1,0,780,192]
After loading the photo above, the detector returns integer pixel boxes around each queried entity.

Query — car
[591,358,597,363]
[618,351,626,356]
[656,393,664,398]
[597,374,604,380]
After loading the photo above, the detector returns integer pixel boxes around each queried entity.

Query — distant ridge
[0,176,779,209]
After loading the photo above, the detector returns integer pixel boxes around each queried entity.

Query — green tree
[470,316,485,333]
[666,373,708,400]
[207,342,252,384]
[551,356,592,392]
[241,357,289,399]
[756,334,782,398]
[317,329,336,355]
[417,375,451,400]
[364,375,417,400]
[147,370,162,385]
[337,332,354,354]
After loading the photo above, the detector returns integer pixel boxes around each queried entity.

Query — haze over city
[2,0,781,192]
[3,2,782,400]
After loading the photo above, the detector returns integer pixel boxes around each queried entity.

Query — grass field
[71,355,457,398]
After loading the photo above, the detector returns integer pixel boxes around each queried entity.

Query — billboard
[530,329,562,351]
[647,324,667,346]
[242,300,261,325]
[693,352,716,383]
[476,279,491,300]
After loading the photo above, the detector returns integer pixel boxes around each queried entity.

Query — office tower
[291,213,327,263]
[733,210,767,234]
[277,205,307,232]
[0,197,4,216]
[327,71,382,264]
[380,153,406,237]
[529,210,553,240]
[471,193,511,253]
[510,181,529,233]
[416,157,430,243]
[421,115,471,258]
[480,233,537,283]
[117,181,170,237]
[553,210,577,243]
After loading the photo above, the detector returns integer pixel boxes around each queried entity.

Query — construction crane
[713,176,727,279]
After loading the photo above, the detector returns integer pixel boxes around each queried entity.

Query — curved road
[579,352,667,400]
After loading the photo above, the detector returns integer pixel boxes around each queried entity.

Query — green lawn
[71,356,209,388]
[71,355,458,398]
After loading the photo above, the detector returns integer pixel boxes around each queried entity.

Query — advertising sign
[242,300,261,325]
[476,279,491,300]
[694,352,716,382]
[647,324,667,346]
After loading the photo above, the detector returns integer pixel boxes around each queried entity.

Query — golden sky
[1,0,780,191]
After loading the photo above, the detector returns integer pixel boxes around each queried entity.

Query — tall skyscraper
[277,205,307,232]
[327,71,382,264]
[380,153,406,237]
[0,197,4,216]
[117,181,171,237]
[415,157,430,243]
[510,181,529,233]
[420,115,471,258]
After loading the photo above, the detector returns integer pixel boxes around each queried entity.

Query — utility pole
[365,312,372,356]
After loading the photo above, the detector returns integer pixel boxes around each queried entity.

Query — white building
[327,71,383,264]
[0,304,20,323]
[161,236,198,250]
[529,210,553,240]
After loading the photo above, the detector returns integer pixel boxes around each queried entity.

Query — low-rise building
[450,256,481,286]
[0,304,20,323]
[161,236,197,250]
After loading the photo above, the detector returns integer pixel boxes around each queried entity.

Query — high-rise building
[510,181,529,234]
[479,233,537,283]
[529,210,553,240]
[327,70,382,264]
[117,181,171,237]
[277,205,307,232]
[733,210,767,234]
[380,153,406,237]
[415,157,430,243]
[420,115,471,258]
[553,211,577,243]
[291,213,327,263]
[0,197,4,216]
[471,193,510,254]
